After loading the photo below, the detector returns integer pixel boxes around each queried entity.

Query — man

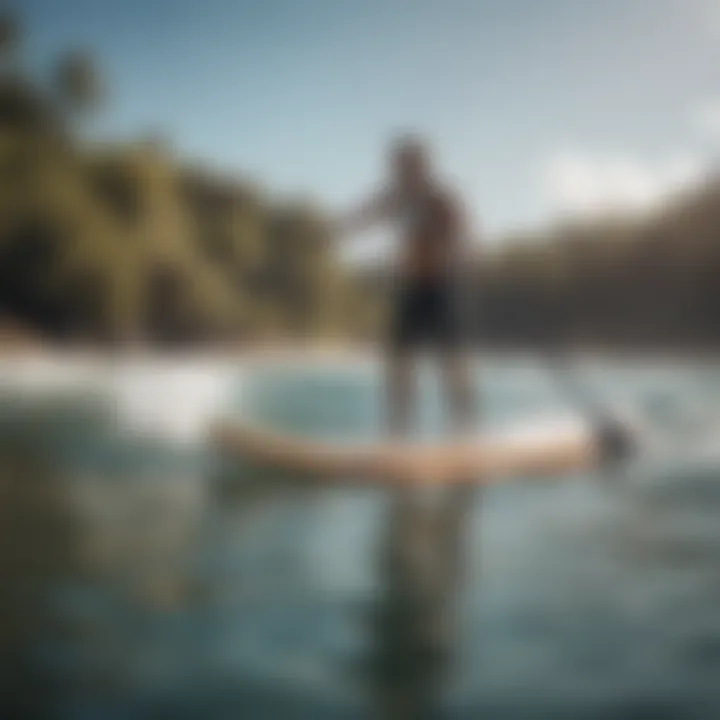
[334,134,478,716]
[336,135,475,437]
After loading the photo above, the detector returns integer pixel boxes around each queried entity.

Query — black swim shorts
[388,279,470,352]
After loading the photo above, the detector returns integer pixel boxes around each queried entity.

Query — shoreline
[0,340,719,368]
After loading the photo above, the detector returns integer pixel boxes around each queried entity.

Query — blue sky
[15,0,720,244]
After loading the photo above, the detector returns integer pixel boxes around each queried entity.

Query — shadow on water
[359,485,477,719]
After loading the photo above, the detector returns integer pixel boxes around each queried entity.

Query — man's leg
[441,350,476,434]
[441,273,477,431]
[386,351,416,437]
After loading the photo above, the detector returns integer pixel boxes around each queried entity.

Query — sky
[14,0,720,249]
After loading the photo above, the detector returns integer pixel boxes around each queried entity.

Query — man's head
[389,134,431,192]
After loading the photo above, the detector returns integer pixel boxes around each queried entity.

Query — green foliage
[54,50,102,115]
[476,196,720,347]
[0,17,362,347]
[0,11,18,52]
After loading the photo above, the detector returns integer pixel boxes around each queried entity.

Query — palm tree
[54,50,102,117]
[0,11,20,72]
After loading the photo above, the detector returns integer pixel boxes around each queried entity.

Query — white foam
[109,360,243,445]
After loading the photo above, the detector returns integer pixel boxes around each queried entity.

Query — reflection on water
[2,356,720,718]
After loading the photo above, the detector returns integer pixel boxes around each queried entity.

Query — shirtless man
[337,135,475,437]
[334,134,478,715]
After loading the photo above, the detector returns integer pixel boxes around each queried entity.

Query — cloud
[691,0,720,41]
[689,98,720,140]
[542,148,704,219]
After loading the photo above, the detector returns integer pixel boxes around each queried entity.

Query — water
[2,355,720,719]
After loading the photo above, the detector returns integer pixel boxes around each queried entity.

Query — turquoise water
[2,356,720,718]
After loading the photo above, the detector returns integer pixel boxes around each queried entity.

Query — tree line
[472,183,720,348]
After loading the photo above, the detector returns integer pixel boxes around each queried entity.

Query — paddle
[544,349,636,469]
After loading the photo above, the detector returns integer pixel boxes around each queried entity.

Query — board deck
[210,416,601,485]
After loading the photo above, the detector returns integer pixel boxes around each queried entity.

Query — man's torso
[388,182,463,284]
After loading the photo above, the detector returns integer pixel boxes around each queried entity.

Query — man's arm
[334,188,396,238]
[432,188,469,252]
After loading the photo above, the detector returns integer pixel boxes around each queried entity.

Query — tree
[0,11,20,70]
[54,50,102,117]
